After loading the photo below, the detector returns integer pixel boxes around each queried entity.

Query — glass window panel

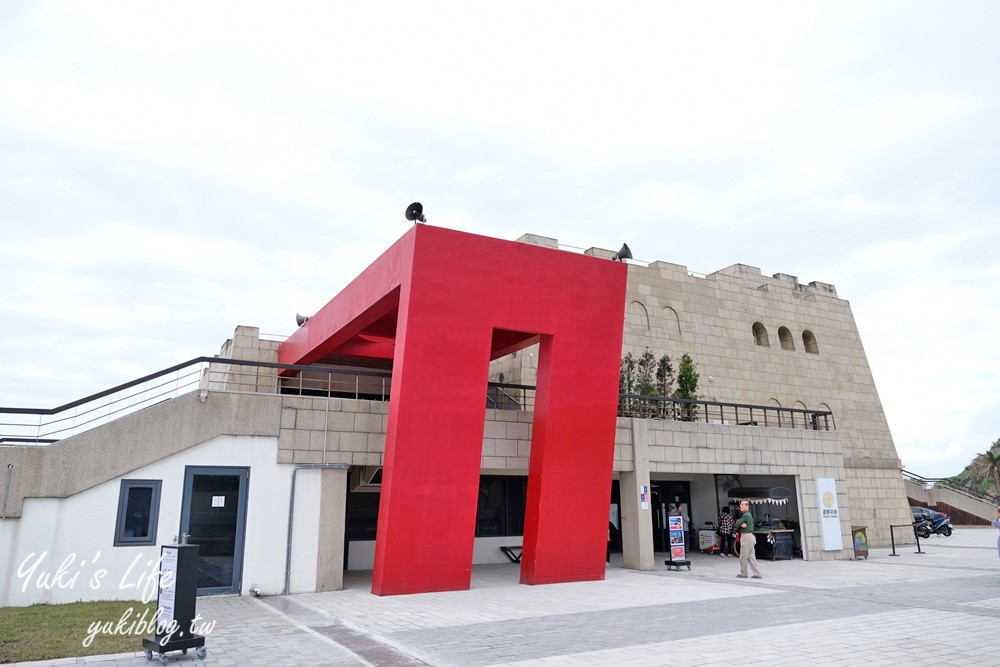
[124,487,153,537]
[477,478,506,536]
[476,476,528,537]
[114,480,161,546]
[346,492,381,540]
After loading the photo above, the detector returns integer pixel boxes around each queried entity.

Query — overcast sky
[1,2,997,478]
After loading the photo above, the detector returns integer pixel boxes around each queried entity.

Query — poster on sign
[816,478,844,550]
[668,514,686,561]
[157,548,178,634]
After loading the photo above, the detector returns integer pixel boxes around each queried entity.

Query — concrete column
[316,467,348,591]
[620,419,654,570]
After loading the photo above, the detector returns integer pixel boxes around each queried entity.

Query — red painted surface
[279,225,627,594]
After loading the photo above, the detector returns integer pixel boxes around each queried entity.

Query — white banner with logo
[816,478,844,551]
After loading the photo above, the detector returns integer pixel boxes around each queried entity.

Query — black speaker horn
[612,243,632,262]
[295,313,311,327]
[405,202,426,223]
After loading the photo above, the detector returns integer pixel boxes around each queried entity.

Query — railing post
[889,523,925,557]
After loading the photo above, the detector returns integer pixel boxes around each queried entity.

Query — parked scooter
[913,512,953,539]
[927,512,953,537]
[913,519,932,539]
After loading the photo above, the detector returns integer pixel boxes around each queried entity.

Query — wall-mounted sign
[640,485,650,510]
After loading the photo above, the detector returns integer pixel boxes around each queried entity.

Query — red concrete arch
[280,225,627,595]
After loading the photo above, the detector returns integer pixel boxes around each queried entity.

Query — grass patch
[0,599,156,664]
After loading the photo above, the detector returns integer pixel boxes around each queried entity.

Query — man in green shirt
[735,500,762,579]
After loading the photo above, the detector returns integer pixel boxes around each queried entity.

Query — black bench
[500,545,523,563]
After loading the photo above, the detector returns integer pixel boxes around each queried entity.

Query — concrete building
[0,226,911,607]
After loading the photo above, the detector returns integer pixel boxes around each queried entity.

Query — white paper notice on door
[212,495,225,507]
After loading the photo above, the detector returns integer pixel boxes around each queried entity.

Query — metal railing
[2,357,832,446]
[901,469,1000,506]
[0,357,393,446]
[888,523,925,555]
[618,394,834,430]
[487,384,529,411]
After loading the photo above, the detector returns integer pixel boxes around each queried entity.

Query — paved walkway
[13,527,1000,666]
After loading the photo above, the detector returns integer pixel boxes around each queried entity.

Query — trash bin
[851,525,869,559]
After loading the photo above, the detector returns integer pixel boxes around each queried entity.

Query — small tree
[655,354,674,397]
[620,349,674,417]
[675,353,700,421]
[968,438,1000,501]
[619,352,637,416]
[635,348,658,394]
[632,349,660,417]
[655,354,674,419]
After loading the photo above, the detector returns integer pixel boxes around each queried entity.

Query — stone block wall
[277,397,388,466]
[213,325,281,393]
[495,237,913,547]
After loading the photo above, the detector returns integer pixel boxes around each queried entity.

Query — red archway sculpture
[280,225,627,595]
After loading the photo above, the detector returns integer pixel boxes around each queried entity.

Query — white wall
[688,476,718,531]
[346,540,376,570]
[0,436,322,607]
[288,469,320,594]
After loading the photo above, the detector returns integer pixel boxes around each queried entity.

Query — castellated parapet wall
[619,258,899,469]
[494,235,913,545]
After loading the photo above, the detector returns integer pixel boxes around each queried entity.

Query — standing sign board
[664,513,691,570]
[142,544,207,665]
[816,478,844,551]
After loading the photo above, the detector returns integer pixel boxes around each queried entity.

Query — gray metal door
[179,466,249,595]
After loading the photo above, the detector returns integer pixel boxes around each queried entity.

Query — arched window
[793,399,808,427]
[815,402,834,430]
[778,326,795,351]
[752,322,769,347]
[627,301,650,330]
[802,330,819,354]
[662,306,681,338]
[768,398,783,427]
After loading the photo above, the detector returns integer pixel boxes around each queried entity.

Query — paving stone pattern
[11,529,1000,667]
